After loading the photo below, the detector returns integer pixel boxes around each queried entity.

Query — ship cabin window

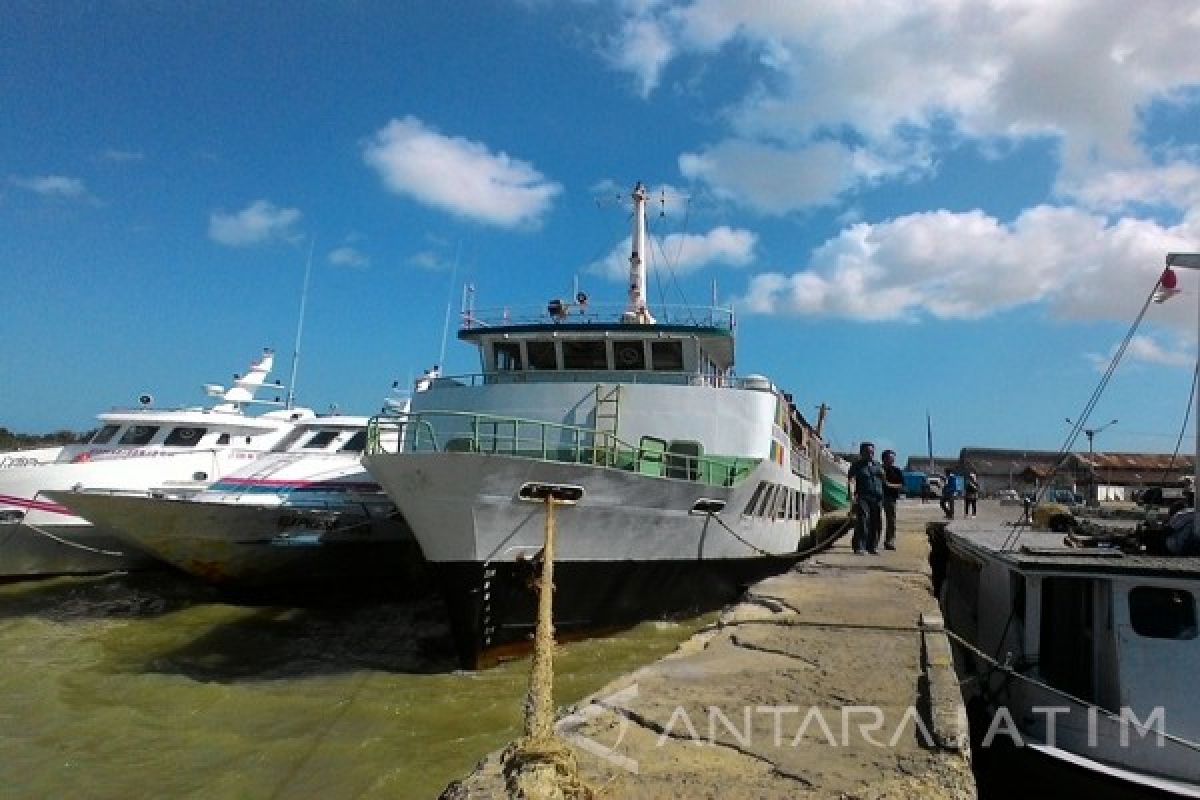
[563,340,607,370]
[164,427,206,447]
[90,425,120,445]
[526,341,557,370]
[613,341,646,370]
[1129,586,1197,640]
[775,488,790,519]
[650,340,684,371]
[118,425,159,446]
[217,433,231,446]
[757,484,778,517]
[493,341,523,371]
[303,430,340,450]
[743,482,768,516]
[339,430,367,453]
[271,428,306,452]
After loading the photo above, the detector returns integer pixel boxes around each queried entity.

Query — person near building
[881,449,904,549]
[939,471,956,519]
[848,441,885,555]
[964,472,980,517]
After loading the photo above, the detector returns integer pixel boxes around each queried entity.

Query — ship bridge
[456,303,735,387]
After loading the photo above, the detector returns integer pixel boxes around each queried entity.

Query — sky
[4,0,1200,463]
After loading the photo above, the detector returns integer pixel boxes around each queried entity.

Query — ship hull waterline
[364,451,838,668]
[40,491,428,590]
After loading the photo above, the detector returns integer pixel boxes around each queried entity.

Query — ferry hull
[437,556,800,669]
[42,491,428,588]
[0,520,154,577]
[364,451,830,667]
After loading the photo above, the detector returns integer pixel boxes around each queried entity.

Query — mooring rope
[706,511,853,560]
[942,626,1200,754]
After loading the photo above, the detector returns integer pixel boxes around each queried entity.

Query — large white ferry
[0,349,317,577]
[364,182,838,668]
[43,412,423,587]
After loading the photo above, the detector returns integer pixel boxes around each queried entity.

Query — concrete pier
[442,503,975,799]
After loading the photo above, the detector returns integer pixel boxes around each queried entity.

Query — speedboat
[44,409,424,588]
[0,349,316,577]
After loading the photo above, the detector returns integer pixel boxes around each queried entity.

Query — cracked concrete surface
[441,503,975,799]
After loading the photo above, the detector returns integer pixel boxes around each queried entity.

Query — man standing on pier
[849,442,885,555]
[881,449,904,550]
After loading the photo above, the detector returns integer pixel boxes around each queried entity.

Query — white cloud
[10,174,89,199]
[679,139,926,214]
[362,116,561,228]
[408,250,454,272]
[602,1,1200,213]
[208,200,302,247]
[605,13,676,97]
[733,204,1200,327]
[589,225,757,280]
[329,245,369,269]
[101,149,144,163]
[1088,334,1194,371]
[1059,162,1200,213]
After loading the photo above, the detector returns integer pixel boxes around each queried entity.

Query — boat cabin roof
[944,523,1200,579]
[460,321,735,374]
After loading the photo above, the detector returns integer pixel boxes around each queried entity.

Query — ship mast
[622,182,656,324]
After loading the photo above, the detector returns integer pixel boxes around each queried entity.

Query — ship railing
[366,411,757,489]
[419,370,744,389]
[460,303,734,330]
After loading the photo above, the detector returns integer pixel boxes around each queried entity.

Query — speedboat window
[526,341,557,370]
[272,428,308,452]
[118,425,159,445]
[1129,586,1197,640]
[303,430,340,449]
[90,424,120,444]
[339,431,367,453]
[494,342,523,371]
[164,427,207,447]
[651,340,684,371]
[563,340,607,370]
[217,433,231,445]
[613,341,646,370]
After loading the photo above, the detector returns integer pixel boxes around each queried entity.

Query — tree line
[0,428,93,450]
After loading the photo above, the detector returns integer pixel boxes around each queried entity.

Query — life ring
[71,451,93,463]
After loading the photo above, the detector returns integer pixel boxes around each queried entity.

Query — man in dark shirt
[848,441,885,554]
[881,449,904,550]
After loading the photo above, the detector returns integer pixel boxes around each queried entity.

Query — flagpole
[1164,253,1200,536]
[926,411,934,473]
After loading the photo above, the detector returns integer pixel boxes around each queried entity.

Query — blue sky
[4,1,1200,462]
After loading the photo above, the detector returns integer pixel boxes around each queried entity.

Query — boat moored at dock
[364,182,839,668]
[933,519,1200,796]
[44,411,423,587]
[0,349,316,577]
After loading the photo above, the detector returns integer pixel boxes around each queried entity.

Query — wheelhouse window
[562,340,607,370]
[118,425,159,446]
[613,341,646,370]
[90,425,120,445]
[651,340,684,371]
[493,342,523,371]
[1129,586,1197,640]
[339,431,367,453]
[302,430,340,450]
[164,427,206,447]
[526,341,557,370]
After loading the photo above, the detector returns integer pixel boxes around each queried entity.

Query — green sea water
[0,573,709,799]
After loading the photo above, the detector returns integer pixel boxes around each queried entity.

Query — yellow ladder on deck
[593,384,621,465]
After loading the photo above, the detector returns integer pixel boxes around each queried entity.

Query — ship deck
[939,510,1200,578]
